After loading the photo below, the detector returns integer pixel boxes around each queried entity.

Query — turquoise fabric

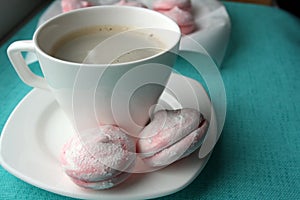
[1,2,300,199]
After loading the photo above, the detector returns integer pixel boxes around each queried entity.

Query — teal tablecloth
[1,2,300,199]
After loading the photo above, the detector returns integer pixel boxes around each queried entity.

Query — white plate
[0,73,217,200]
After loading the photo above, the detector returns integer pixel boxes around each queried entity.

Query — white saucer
[0,73,217,200]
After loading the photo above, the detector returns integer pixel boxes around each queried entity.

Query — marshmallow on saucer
[60,125,136,190]
[137,108,208,167]
[152,0,196,34]
[115,0,147,7]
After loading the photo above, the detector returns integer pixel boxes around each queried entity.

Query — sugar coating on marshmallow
[152,0,196,34]
[137,108,208,167]
[137,108,203,157]
[61,125,135,187]
[61,0,92,12]
[160,6,194,26]
[115,0,147,7]
[153,0,192,11]
[143,120,208,167]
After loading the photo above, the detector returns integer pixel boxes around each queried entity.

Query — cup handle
[7,40,49,90]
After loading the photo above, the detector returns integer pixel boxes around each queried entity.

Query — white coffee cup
[7,6,181,136]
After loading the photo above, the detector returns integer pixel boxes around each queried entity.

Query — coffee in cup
[50,25,166,64]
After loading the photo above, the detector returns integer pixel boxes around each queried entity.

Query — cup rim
[33,5,181,67]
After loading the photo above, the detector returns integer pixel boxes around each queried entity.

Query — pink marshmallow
[143,120,208,167]
[70,170,132,190]
[159,6,196,34]
[137,108,208,167]
[152,0,192,11]
[60,125,136,189]
[61,0,92,12]
[115,0,147,8]
[137,108,202,157]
